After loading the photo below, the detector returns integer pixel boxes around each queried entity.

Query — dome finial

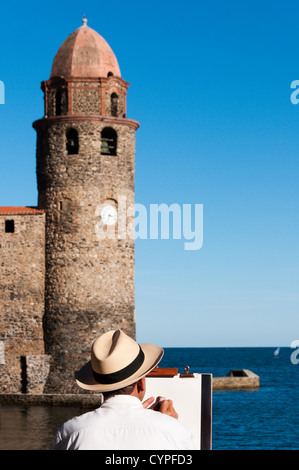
[82,15,87,26]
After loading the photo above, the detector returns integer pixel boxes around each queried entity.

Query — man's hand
[142,396,155,409]
[158,398,178,419]
[142,396,178,419]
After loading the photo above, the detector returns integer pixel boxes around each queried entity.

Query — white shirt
[54,395,197,450]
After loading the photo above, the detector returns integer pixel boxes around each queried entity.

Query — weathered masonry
[0,18,139,395]
[0,207,46,393]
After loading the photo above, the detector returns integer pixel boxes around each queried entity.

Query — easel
[146,367,212,450]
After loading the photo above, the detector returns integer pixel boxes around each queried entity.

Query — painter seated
[54,330,195,450]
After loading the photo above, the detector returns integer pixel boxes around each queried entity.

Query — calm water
[161,347,299,450]
[0,347,298,450]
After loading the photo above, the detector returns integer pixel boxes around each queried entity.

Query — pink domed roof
[50,18,121,78]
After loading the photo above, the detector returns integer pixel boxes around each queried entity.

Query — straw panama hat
[76,329,164,392]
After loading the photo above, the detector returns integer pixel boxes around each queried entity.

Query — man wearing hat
[54,329,196,450]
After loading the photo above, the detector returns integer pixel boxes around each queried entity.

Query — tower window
[5,220,15,233]
[66,128,79,155]
[111,93,119,117]
[101,127,117,156]
[55,91,62,116]
[107,72,114,77]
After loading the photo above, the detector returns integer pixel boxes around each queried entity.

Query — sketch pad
[145,371,212,450]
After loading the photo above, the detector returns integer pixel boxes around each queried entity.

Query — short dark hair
[102,382,136,400]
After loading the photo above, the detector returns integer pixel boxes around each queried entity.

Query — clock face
[101,205,117,226]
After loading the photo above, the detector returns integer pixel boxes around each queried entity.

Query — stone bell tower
[33,18,139,393]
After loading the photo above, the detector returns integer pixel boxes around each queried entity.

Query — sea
[0,347,298,450]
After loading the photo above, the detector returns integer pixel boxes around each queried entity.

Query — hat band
[92,346,145,385]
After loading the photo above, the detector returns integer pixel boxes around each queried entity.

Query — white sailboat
[274,347,280,357]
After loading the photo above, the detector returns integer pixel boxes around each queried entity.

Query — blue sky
[0,1,298,347]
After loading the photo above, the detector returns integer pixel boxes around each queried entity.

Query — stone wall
[0,213,46,393]
[25,355,51,394]
[44,77,128,119]
[72,83,102,115]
